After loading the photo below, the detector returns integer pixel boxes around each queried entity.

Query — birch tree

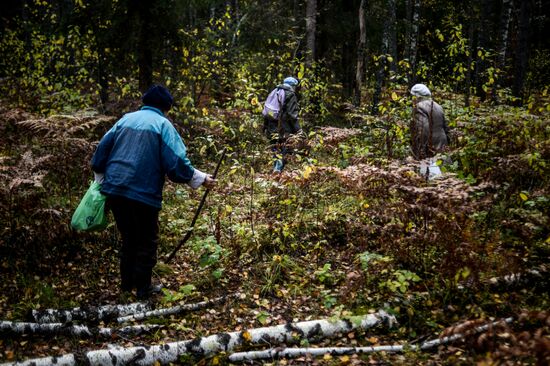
[408,0,420,86]
[31,301,153,324]
[490,0,514,103]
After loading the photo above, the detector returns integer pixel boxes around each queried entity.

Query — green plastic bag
[71,181,108,231]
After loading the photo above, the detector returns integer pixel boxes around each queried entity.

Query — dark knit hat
[142,84,174,111]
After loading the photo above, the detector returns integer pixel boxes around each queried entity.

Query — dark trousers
[107,195,160,292]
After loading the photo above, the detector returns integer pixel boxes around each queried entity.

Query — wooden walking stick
[164,149,226,263]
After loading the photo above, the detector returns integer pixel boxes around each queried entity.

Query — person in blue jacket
[91,84,216,299]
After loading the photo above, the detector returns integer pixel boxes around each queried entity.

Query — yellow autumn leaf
[242,330,252,342]
[211,356,220,365]
[519,192,528,201]
[303,165,313,179]
[340,355,350,363]
[5,350,14,360]
[323,353,332,360]
[298,63,305,79]
[153,361,161,366]
[391,92,398,101]
[202,107,208,116]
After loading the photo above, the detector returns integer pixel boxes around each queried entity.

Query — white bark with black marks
[0,321,161,338]
[229,345,406,362]
[409,0,420,84]
[456,265,549,291]
[487,265,548,289]
[117,294,236,323]
[493,0,513,102]
[228,317,514,362]
[3,310,396,366]
[32,302,153,324]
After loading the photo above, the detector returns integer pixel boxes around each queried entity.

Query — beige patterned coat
[411,99,449,159]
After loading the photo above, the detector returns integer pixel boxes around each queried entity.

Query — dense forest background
[0,0,549,365]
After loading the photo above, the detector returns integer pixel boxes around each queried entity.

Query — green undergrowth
[0,98,548,364]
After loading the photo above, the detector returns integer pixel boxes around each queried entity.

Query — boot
[136,284,163,300]
[273,159,283,173]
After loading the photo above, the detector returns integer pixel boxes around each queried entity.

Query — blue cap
[283,77,299,86]
[142,84,174,111]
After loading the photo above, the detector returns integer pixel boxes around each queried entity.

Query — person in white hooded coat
[410,84,450,159]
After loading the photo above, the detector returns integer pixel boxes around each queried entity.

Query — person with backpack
[410,83,450,160]
[410,83,450,179]
[91,84,216,300]
[262,77,303,173]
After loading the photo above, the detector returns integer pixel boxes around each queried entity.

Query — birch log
[3,310,395,366]
[31,302,153,323]
[0,321,161,338]
[117,294,236,323]
[486,265,548,288]
[228,317,514,362]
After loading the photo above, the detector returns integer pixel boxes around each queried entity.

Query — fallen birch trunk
[227,317,514,362]
[418,316,514,350]
[2,310,395,366]
[0,321,161,338]
[456,265,549,291]
[486,265,548,289]
[31,302,153,324]
[117,294,236,323]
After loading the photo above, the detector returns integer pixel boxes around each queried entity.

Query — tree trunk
[117,293,238,323]
[305,0,317,67]
[372,1,392,115]
[404,0,412,61]
[464,3,476,107]
[486,264,549,289]
[493,0,513,103]
[512,0,532,102]
[341,39,355,97]
[353,0,367,107]
[388,0,397,73]
[9,311,395,366]
[409,0,420,86]
[31,301,152,324]
[227,318,514,362]
[0,321,160,338]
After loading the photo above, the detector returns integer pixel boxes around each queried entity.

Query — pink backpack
[262,87,286,120]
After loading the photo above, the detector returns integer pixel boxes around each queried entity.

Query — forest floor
[0,101,549,365]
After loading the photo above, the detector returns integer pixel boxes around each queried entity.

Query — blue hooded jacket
[91,106,202,208]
